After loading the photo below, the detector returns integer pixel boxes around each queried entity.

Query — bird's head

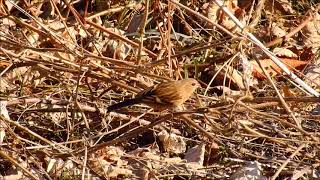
[180,78,201,92]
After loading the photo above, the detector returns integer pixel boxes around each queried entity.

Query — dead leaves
[252,58,308,79]
[1,0,320,179]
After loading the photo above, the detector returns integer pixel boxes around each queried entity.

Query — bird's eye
[191,83,196,86]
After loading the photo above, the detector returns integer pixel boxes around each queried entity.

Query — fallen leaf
[251,58,308,79]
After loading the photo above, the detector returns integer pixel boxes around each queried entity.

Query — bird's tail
[107,98,142,112]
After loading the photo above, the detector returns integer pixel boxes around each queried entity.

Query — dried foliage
[0,0,320,179]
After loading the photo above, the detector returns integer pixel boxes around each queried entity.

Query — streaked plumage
[107,78,200,112]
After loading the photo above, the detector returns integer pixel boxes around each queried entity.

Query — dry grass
[0,0,320,179]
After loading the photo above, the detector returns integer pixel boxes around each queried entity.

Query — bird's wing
[137,82,183,105]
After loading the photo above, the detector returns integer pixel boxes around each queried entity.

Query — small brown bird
[107,78,200,112]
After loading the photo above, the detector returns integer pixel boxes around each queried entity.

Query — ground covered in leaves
[0,0,320,179]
